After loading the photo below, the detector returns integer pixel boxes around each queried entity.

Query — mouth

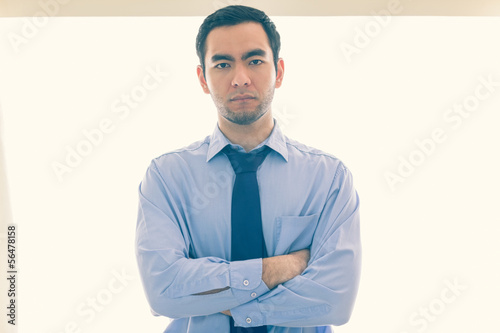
[230,94,256,102]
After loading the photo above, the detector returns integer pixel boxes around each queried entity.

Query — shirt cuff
[231,297,264,327]
[229,258,270,305]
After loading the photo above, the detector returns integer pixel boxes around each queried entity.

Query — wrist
[262,250,310,289]
[262,256,277,289]
[262,254,293,289]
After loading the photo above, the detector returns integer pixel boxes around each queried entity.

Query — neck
[218,111,274,152]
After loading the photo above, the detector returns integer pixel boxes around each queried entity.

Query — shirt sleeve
[230,163,361,328]
[135,160,270,319]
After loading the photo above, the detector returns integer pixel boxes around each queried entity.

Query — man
[136,5,361,333]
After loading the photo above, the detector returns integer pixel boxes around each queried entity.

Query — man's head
[195,5,285,126]
[196,5,281,76]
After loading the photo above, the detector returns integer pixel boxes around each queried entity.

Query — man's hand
[262,249,310,290]
[200,249,310,317]
[220,249,309,318]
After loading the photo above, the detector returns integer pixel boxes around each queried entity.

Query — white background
[0,15,499,332]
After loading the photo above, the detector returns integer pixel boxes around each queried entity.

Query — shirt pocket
[273,214,320,256]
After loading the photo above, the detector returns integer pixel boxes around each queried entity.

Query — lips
[230,94,255,101]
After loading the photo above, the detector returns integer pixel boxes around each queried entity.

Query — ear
[197,65,211,94]
[275,58,285,88]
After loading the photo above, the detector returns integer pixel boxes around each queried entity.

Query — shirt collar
[206,118,289,163]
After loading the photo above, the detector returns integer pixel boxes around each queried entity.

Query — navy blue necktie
[223,145,271,333]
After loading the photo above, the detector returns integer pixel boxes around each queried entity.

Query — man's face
[197,22,284,126]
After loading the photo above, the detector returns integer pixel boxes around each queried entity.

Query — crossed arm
[199,249,311,316]
[136,160,361,327]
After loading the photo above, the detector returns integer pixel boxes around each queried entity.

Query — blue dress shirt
[135,119,361,333]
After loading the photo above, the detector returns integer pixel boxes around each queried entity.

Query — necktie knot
[223,146,271,174]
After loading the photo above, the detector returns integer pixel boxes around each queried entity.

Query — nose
[231,65,251,87]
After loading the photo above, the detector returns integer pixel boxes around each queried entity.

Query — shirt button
[246,317,252,324]
[251,292,257,298]
[243,280,249,286]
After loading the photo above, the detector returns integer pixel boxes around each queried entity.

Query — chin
[224,111,264,126]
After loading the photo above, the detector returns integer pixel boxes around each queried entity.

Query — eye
[215,63,230,69]
[249,59,263,65]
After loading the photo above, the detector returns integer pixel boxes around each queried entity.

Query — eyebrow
[242,48,266,60]
[210,48,267,63]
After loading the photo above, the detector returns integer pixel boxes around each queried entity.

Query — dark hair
[196,5,281,76]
